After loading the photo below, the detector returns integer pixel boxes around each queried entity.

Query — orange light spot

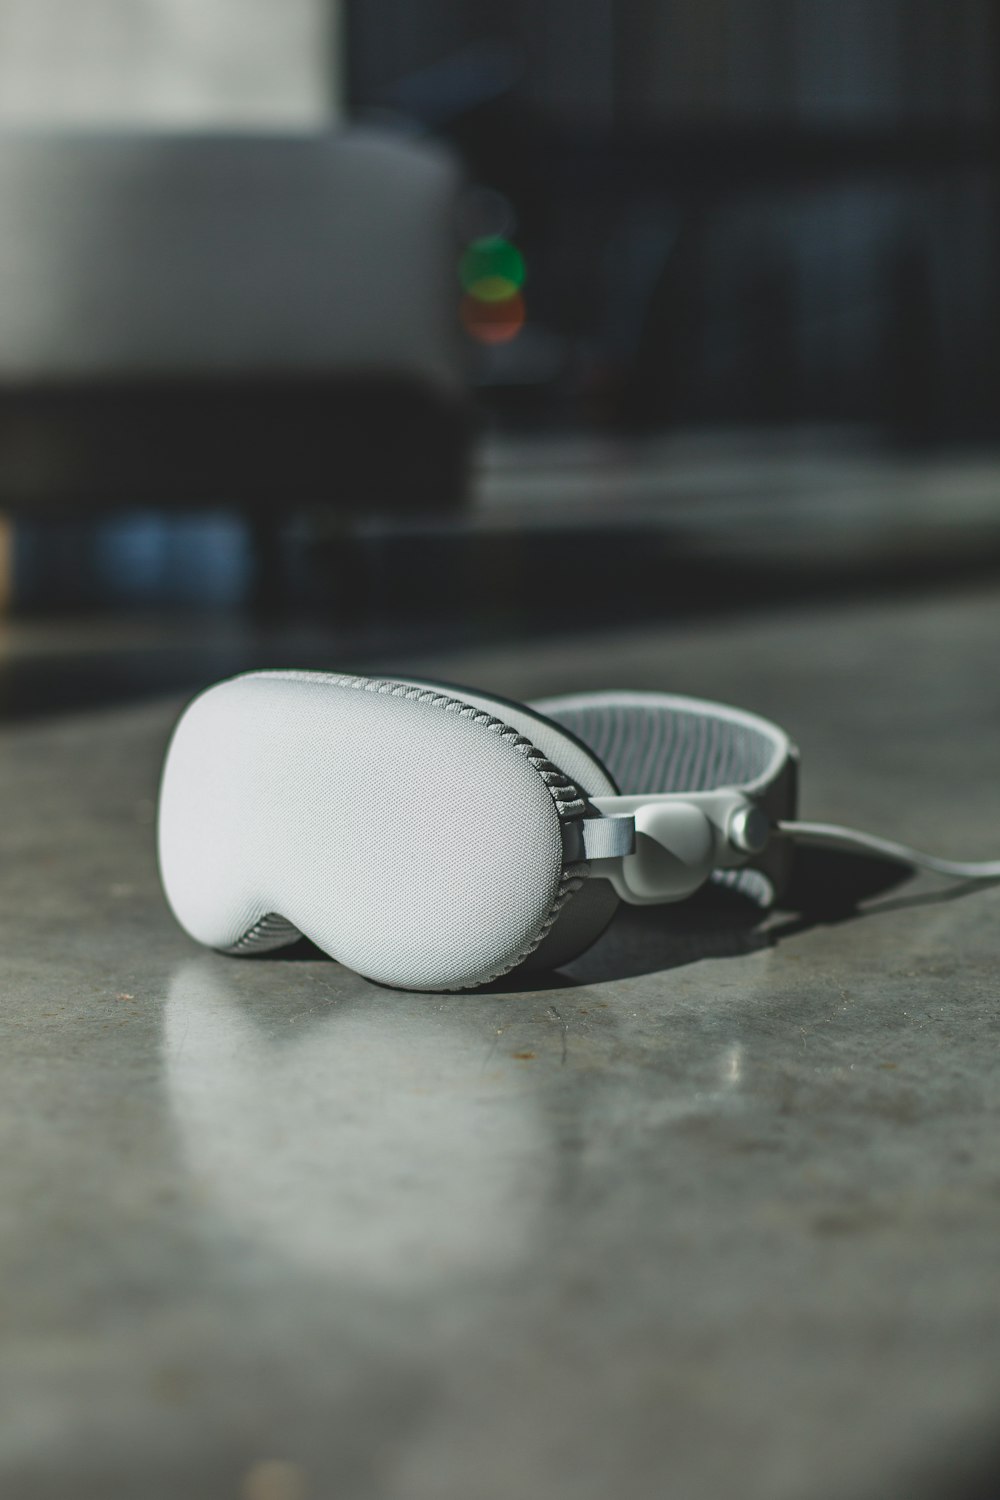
[461,290,525,345]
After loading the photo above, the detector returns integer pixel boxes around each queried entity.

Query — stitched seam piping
[223,912,301,955]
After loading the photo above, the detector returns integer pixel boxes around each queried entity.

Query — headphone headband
[535,691,799,907]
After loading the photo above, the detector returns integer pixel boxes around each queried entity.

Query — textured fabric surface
[158,672,587,991]
[532,691,787,797]
[518,874,621,973]
[395,679,619,800]
[393,677,623,971]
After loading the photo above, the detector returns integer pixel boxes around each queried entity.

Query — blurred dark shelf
[460,118,999,190]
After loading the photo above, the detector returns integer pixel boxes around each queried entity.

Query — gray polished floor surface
[3,583,1000,1500]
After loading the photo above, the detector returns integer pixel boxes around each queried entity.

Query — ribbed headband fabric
[532,691,788,798]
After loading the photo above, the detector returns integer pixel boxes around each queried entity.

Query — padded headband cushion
[531,691,787,795]
[158,671,599,992]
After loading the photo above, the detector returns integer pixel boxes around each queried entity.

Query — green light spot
[468,274,520,304]
[459,236,525,294]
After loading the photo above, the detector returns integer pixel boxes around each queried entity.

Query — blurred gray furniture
[0,127,472,608]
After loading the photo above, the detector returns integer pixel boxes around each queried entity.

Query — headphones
[157,670,1000,992]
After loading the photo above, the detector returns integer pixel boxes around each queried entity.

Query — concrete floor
[3,581,1000,1499]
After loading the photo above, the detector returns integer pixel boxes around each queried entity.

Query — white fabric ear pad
[396,679,623,974]
[158,672,595,992]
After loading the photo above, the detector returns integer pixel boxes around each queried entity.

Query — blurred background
[1,0,999,707]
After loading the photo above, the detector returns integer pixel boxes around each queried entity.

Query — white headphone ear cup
[395,678,619,800]
[503,703,620,972]
[159,672,580,992]
[516,876,620,973]
[401,678,622,973]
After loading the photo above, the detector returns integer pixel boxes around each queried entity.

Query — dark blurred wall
[349,1,995,125]
[348,0,999,440]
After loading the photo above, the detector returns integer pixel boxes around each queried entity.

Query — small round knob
[728,804,770,855]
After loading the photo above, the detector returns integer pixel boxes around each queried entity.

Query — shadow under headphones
[157,671,1000,992]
